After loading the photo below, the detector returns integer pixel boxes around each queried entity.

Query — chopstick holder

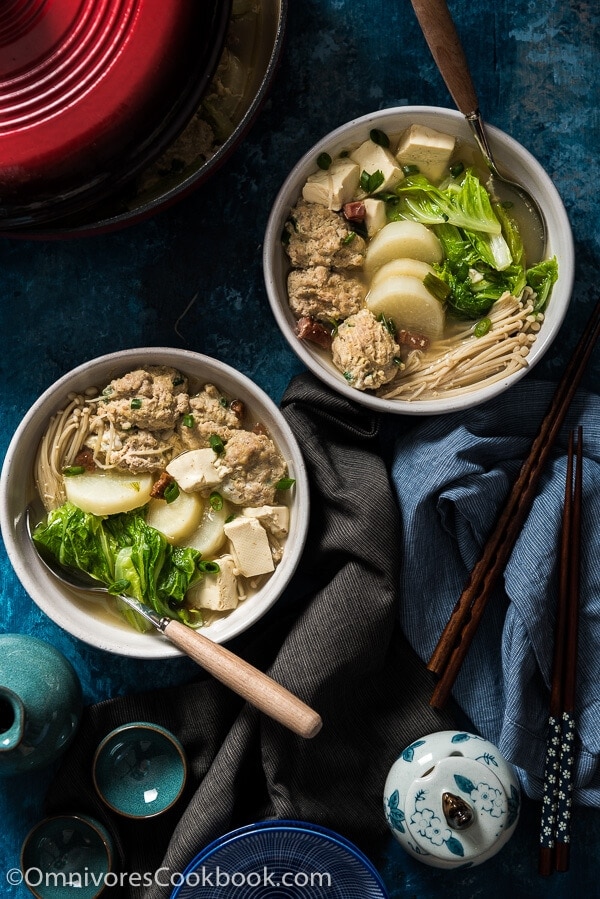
[427,298,600,710]
[539,426,583,875]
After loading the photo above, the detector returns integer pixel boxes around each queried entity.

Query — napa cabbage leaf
[33,503,205,631]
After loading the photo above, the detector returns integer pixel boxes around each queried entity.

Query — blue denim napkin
[387,380,600,804]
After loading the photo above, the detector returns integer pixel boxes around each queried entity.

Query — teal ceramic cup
[20,814,114,899]
[92,722,188,819]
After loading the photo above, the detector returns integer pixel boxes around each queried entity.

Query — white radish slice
[146,491,204,545]
[366,275,445,339]
[364,220,443,276]
[64,469,154,516]
[185,501,231,556]
[370,257,436,288]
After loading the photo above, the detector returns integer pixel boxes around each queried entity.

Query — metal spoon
[26,507,322,740]
[409,0,546,261]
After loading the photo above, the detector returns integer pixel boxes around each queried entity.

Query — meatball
[285,200,366,270]
[331,309,400,391]
[97,366,189,431]
[216,431,287,506]
[177,383,242,451]
[288,265,366,322]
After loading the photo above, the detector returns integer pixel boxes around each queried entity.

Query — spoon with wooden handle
[409,0,546,261]
[27,506,322,740]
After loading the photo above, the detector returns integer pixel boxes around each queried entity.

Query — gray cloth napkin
[388,380,600,804]
[44,372,455,897]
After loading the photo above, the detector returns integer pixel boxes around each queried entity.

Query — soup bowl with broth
[263,106,574,415]
[0,348,309,659]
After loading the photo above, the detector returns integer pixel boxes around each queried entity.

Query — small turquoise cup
[92,722,188,819]
[20,814,114,899]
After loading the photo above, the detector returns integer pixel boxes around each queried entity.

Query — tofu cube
[242,505,290,538]
[363,198,387,237]
[187,555,239,611]
[166,449,222,493]
[302,159,360,210]
[223,517,274,578]
[349,139,404,192]
[395,124,456,183]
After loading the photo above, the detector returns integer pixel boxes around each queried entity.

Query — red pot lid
[0,0,231,227]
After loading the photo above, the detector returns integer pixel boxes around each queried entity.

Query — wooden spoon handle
[163,619,323,739]
[409,0,479,116]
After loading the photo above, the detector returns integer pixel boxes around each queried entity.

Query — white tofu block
[187,555,239,611]
[302,159,360,210]
[363,198,387,237]
[224,517,274,577]
[395,124,456,183]
[349,139,404,192]
[166,448,222,493]
[242,505,290,538]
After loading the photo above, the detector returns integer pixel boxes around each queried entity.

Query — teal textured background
[0,0,598,895]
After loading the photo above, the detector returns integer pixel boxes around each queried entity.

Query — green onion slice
[164,481,180,504]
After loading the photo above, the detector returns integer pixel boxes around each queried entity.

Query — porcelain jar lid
[384,730,521,868]
[0,0,231,228]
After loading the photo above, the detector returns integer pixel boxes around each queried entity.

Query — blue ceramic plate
[171,820,389,898]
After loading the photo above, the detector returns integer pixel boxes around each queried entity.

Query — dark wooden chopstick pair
[427,297,600,710]
[538,426,583,875]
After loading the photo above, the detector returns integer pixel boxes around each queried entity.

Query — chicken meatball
[285,200,366,270]
[177,383,243,450]
[97,366,189,431]
[287,265,366,322]
[216,430,287,506]
[331,309,400,391]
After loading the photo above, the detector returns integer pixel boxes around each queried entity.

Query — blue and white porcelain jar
[383,730,520,868]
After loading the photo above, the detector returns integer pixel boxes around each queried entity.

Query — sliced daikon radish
[364,220,443,276]
[146,491,204,544]
[370,257,436,288]
[366,275,445,339]
[185,500,231,556]
[64,469,154,516]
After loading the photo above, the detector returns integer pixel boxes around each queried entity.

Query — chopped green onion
[219,396,228,408]
[275,477,296,491]
[209,434,225,454]
[172,377,184,387]
[225,514,236,524]
[342,231,356,245]
[401,164,420,175]
[423,272,451,303]
[370,128,390,148]
[377,312,397,337]
[317,152,332,170]
[209,491,224,511]
[182,414,195,428]
[474,317,492,337]
[343,371,354,382]
[449,162,464,178]
[199,561,221,574]
[62,465,85,477]
[360,169,385,194]
[130,398,142,410]
[164,481,180,504]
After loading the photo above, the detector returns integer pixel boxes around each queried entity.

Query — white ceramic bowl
[263,106,575,415]
[0,348,309,659]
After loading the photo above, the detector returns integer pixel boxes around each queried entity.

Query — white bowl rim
[0,347,309,659]
[263,105,575,415]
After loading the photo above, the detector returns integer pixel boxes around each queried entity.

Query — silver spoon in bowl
[26,505,322,740]
[409,0,546,262]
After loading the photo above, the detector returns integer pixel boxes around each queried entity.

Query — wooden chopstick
[428,298,600,709]
[538,428,577,875]
[553,425,583,872]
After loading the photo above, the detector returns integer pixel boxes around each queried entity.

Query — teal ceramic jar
[0,634,82,777]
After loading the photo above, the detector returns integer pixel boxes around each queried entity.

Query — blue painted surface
[0,0,598,895]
